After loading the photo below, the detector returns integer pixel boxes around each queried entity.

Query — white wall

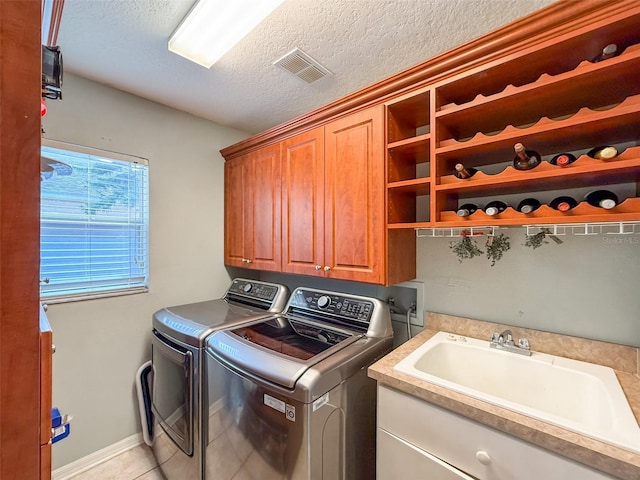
[416,227,640,347]
[42,74,250,468]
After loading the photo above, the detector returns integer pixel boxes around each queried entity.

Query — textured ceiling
[56,0,557,135]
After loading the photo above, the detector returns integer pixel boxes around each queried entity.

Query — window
[40,140,149,302]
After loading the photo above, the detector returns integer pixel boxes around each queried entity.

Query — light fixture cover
[169,0,285,68]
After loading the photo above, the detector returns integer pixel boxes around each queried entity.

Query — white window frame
[40,139,149,303]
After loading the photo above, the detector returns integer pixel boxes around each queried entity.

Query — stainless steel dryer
[151,278,289,480]
[204,287,393,480]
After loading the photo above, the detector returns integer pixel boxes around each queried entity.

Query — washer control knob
[475,451,491,465]
[243,283,252,293]
[317,295,331,308]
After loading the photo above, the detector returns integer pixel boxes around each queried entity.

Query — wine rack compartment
[434,11,640,111]
[382,4,640,230]
[436,93,640,153]
[437,198,640,226]
[437,146,640,189]
[436,44,640,142]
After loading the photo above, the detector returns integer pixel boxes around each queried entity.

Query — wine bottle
[517,198,541,214]
[592,43,618,63]
[585,190,619,209]
[513,143,541,171]
[484,200,508,216]
[587,145,618,160]
[549,153,577,167]
[549,196,578,212]
[454,163,477,179]
[456,203,478,217]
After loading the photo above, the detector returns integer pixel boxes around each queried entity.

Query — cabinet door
[281,127,325,276]
[247,143,281,271]
[224,155,251,267]
[324,106,384,283]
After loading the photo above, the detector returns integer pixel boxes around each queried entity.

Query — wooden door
[324,106,385,284]
[247,143,281,271]
[0,1,42,479]
[281,128,325,276]
[224,155,251,267]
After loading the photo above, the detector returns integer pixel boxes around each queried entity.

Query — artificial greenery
[449,235,484,263]
[485,233,510,266]
[524,228,563,249]
[524,230,548,249]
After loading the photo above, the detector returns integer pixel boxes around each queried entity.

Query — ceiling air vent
[273,48,332,84]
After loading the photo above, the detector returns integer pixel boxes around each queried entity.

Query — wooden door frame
[0,1,43,478]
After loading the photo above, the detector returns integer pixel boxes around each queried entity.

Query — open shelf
[386,88,431,143]
[388,177,431,195]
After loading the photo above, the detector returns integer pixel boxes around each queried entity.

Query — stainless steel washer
[151,278,289,480]
[204,287,393,480]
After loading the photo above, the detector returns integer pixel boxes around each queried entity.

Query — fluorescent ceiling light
[169,0,285,68]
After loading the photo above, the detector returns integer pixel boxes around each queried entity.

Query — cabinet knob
[315,265,322,271]
[323,266,331,271]
[475,450,491,465]
[242,258,252,264]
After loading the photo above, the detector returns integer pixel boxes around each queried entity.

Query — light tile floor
[68,445,164,480]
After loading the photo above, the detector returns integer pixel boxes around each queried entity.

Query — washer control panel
[288,289,374,323]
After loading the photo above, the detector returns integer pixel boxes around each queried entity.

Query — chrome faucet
[490,329,531,356]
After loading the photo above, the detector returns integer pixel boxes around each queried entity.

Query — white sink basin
[394,331,640,453]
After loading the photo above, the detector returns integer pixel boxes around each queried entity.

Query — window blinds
[40,140,149,302]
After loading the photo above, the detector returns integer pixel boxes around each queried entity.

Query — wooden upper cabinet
[250,144,281,271]
[281,127,325,276]
[224,143,281,271]
[224,155,250,267]
[281,106,385,283]
[324,106,385,283]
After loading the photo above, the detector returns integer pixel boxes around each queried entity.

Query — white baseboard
[52,433,143,480]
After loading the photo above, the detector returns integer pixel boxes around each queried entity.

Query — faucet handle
[518,338,530,350]
[490,332,500,343]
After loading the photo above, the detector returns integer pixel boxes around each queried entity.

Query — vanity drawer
[377,385,614,480]
[378,428,476,479]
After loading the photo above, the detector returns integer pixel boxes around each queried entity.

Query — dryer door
[151,330,193,456]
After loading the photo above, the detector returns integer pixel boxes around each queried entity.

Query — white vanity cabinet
[377,385,615,480]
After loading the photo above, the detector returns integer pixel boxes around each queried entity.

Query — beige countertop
[368,313,640,480]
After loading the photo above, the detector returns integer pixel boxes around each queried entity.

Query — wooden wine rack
[386,10,640,230]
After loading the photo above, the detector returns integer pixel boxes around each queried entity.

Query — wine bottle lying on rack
[585,190,619,209]
[456,203,478,217]
[549,196,578,212]
[517,198,541,214]
[592,43,618,62]
[484,200,508,216]
[454,163,477,179]
[587,145,618,160]
[513,143,541,171]
[549,153,577,167]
